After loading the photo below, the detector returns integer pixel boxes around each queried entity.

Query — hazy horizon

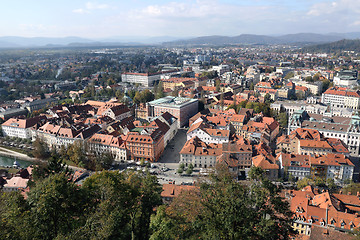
[1,0,359,38]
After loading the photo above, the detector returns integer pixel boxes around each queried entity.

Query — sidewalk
[0,146,35,161]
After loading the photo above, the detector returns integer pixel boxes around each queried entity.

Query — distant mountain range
[0,36,94,48]
[0,33,359,48]
[0,36,182,48]
[164,33,354,46]
[302,39,360,53]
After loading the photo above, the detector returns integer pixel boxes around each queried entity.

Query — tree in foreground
[0,170,162,240]
[31,149,70,182]
[27,173,87,240]
[61,170,162,240]
[150,165,296,240]
[0,191,31,240]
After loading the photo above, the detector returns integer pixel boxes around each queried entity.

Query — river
[0,155,32,168]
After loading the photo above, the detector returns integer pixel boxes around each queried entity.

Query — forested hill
[302,39,360,53]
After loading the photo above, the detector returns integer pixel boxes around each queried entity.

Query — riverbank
[0,147,86,171]
[0,146,35,162]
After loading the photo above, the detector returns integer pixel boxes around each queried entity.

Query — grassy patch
[0,166,19,174]
[63,159,79,167]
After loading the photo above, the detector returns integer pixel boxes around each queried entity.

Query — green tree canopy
[32,137,50,159]
[284,72,294,79]
[27,173,87,240]
[150,165,295,240]
[0,170,162,240]
[76,170,162,240]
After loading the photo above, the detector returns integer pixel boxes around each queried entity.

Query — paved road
[152,129,204,184]
[350,156,360,182]
[158,129,187,164]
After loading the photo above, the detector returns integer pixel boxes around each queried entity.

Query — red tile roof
[252,155,279,170]
[180,136,222,156]
[300,139,332,149]
[323,87,360,98]
[310,153,354,167]
[161,183,197,198]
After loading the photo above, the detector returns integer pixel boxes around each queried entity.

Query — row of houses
[2,99,179,162]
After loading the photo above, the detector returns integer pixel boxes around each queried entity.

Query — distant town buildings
[121,70,178,87]
[0,108,28,120]
[271,99,354,118]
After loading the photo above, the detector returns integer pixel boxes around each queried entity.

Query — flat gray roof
[148,96,198,108]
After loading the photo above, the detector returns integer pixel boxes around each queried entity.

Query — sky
[1,0,359,39]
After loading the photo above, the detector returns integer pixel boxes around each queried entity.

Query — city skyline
[0,0,359,38]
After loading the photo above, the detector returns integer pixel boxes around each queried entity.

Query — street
[158,128,187,164]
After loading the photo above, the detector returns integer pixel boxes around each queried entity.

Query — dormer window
[350,222,355,229]
[341,220,345,228]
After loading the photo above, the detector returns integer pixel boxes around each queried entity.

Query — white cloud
[103,1,285,37]
[67,0,360,38]
[73,2,110,14]
[351,20,360,26]
[73,8,90,14]
[130,0,274,22]
[307,0,360,16]
[19,24,47,31]
[85,2,109,10]
[138,1,224,19]
[304,0,360,33]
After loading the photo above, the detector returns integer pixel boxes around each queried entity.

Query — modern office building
[121,72,162,87]
[333,70,358,87]
[147,96,198,127]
